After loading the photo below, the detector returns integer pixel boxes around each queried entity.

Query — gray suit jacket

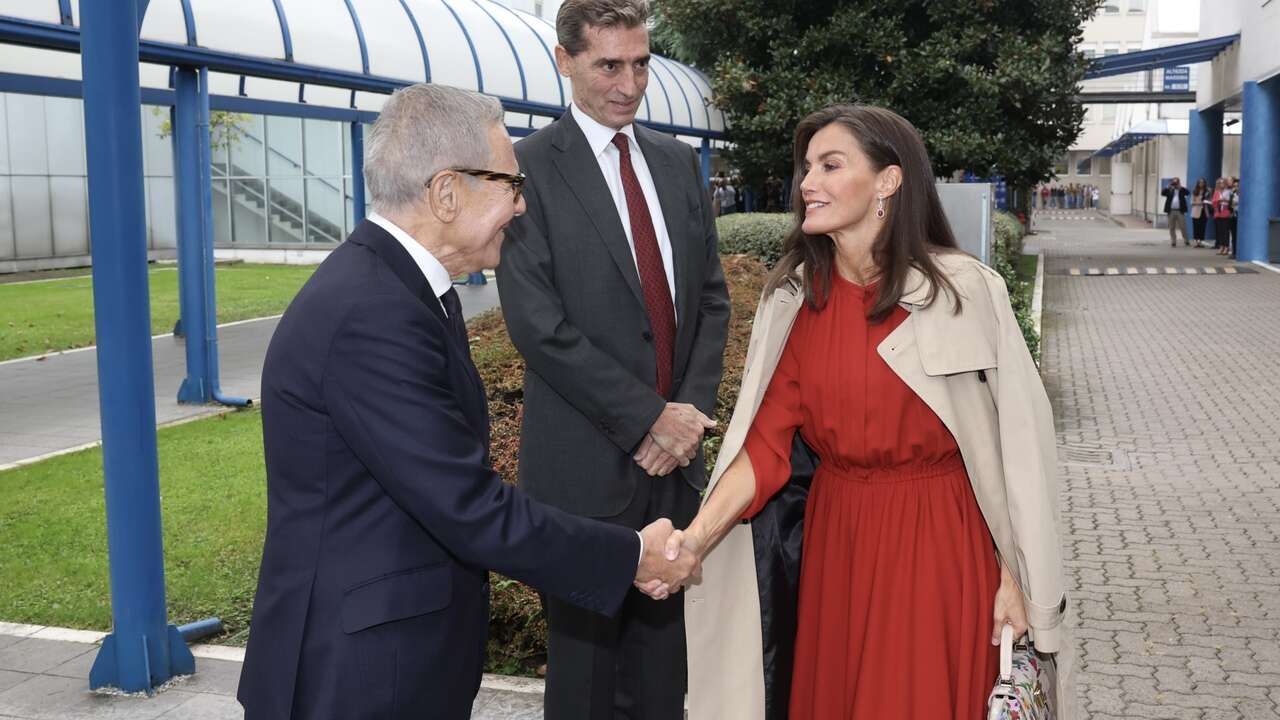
[497,111,730,518]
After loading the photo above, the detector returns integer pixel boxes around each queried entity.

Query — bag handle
[999,623,1015,683]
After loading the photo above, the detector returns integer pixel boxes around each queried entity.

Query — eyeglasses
[427,167,527,203]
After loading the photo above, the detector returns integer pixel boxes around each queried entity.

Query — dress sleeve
[741,336,804,519]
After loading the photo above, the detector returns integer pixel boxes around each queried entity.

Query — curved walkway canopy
[0,0,726,140]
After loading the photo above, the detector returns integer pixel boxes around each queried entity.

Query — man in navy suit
[237,83,698,720]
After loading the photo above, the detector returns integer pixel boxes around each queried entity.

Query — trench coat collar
[775,260,936,308]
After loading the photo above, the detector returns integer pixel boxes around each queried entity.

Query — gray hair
[364,83,504,214]
[557,0,650,56]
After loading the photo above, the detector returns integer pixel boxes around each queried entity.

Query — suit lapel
[350,221,489,440]
[550,113,646,308]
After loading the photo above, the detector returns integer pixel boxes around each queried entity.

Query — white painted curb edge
[0,315,284,368]
[1032,251,1045,346]
[1253,260,1280,275]
[0,401,260,473]
[0,621,546,695]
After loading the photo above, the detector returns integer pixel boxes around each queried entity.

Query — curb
[1031,251,1045,343]
[0,402,259,473]
[0,314,284,368]
[0,621,546,696]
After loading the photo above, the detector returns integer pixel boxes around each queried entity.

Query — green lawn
[1017,252,1040,283]
[0,264,316,362]
[0,408,267,645]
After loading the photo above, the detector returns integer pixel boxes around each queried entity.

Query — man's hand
[633,434,682,477]
[634,519,701,601]
[649,403,717,463]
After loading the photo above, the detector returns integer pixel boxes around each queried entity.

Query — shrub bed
[715,212,793,268]
[992,210,1040,362]
[471,253,769,675]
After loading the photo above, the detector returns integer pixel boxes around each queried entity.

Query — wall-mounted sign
[1163,66,1191,92]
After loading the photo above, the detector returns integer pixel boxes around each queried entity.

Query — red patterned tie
[612,132,675,398]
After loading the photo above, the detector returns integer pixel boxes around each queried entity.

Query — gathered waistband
[816,454,967,484]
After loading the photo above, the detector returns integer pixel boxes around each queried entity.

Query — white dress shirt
[368,212,454,316]
[571,104,677,317]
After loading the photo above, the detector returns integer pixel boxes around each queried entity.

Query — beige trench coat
[685,251,1075,718]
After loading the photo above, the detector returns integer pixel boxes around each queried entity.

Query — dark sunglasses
[427,167,526,202]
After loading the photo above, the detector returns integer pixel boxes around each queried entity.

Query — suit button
[642,331,653,342]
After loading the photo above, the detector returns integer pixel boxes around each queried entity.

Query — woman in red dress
[670,105,1068,719]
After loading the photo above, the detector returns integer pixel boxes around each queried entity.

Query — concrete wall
[1197,0,1280,109]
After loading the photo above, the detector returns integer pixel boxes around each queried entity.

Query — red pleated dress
[742,272,1000,719]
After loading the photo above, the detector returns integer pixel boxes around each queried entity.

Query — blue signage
[1163,66,1191,92]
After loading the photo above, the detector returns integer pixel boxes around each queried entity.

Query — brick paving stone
[1029,216,1280,717]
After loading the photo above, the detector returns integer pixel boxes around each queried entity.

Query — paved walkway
[0,624,542,719]
[1030,209,1280,718]
[0,282,500,468]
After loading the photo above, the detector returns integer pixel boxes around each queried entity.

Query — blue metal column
[81,0,194,693]
[174,67,249,407]
[1187,106,1224,243]
[350,121,366,224]
[174,67,210,404]
[699,137,711,188]
[196,66,250,407]
[1238,79,1280,263]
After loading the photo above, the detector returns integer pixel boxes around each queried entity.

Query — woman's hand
[991,564,1029,645]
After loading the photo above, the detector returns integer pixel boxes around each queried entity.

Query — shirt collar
[367,212,454,301]
[571,103,638,159]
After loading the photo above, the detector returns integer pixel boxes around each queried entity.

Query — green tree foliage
[653,0,1100,198]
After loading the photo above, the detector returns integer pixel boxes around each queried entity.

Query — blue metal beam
[195,65,250,408]
[700,137,711,188]
[396,0,431,83]
[652,57,693,128]
[351,121,366,224]
[173,66,212,404]
[439,0,485,93]
[343,0,370,109]
[176,0,197,45]
[664,59,713,132]
[1084,34,1239,80]
[492,2,562,107]
[646,55,676,125]
[79,0,194,694]
[0,16,725,139]
[470,0,527,101]
[270,0,294,61]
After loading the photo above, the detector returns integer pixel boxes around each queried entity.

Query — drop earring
[876,195,886,220]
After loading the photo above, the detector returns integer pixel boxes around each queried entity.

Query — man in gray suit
[496,1,730,717]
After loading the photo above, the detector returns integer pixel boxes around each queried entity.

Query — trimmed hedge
[992,210,1040,363]
[471,254,769,676]
[716,212,793,268]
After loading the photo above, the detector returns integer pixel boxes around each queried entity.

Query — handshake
[633,518,702,601]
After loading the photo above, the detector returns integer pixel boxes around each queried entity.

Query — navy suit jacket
[237,220,640,720]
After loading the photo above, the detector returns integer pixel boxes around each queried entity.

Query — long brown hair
[766,104,961,321]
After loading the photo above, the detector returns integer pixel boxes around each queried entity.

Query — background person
[1162,178,1190,247]
[1191,177,1209,247]
[1212,178,1232,256]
